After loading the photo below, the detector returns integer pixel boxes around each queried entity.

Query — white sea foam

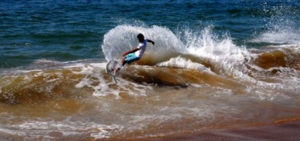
[72,62,150,98]
[0,120,122,140]
[102,25,251,75]
[100,24,300,99]
[101,25,184,62]
[157,56,212,73]
[252,30,300,45]
[251,15,300,46]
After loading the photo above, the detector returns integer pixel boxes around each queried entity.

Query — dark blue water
[1,0,300,68]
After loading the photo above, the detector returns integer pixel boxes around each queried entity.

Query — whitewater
[0,24,299,140]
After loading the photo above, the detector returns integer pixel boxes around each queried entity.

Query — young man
[121,33,155,66]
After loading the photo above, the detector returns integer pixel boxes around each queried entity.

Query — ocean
[0,0,300,140]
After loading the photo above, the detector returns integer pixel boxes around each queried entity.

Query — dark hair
[137,33,144,42]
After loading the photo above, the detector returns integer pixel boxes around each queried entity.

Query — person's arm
[147,39,155,45]
[122,48,140,56]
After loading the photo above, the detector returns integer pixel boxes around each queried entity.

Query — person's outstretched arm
[147,39,155,45]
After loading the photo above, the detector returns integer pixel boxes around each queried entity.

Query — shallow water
[0,51,299,140]
[0,0,300,140]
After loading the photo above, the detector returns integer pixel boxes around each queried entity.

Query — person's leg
[122,53,139,66]
[122,56,126,66]
[125,57,139,65]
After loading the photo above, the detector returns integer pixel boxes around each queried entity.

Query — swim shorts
[125,52,140,63]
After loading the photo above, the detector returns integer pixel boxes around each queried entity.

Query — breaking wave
[0,24,299,140]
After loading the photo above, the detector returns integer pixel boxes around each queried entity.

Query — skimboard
[106,60,122,83]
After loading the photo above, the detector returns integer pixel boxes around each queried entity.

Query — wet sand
[148,121,300,141]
